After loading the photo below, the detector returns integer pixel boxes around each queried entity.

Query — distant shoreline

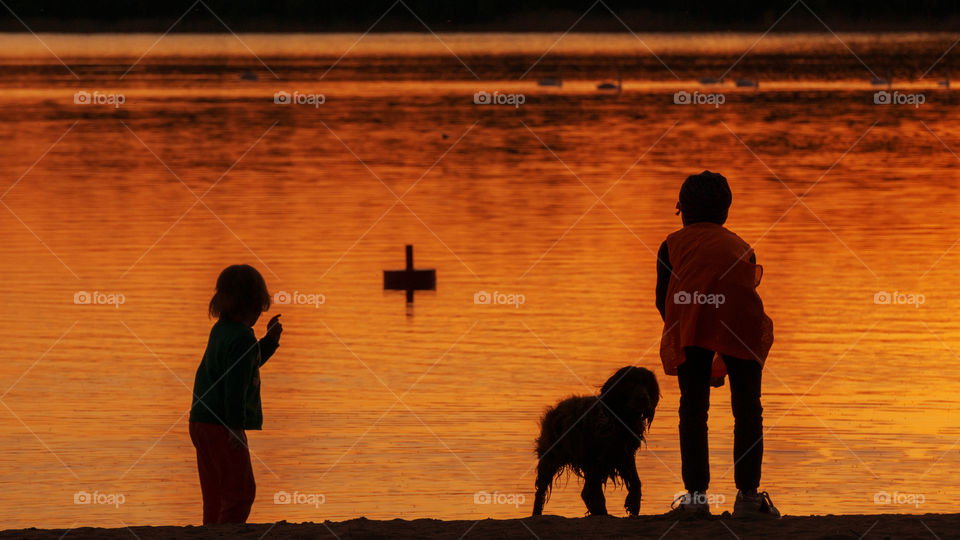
[1,13,959,34]
[3,514,958,539]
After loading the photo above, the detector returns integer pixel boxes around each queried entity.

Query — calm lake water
[1,32,960,528]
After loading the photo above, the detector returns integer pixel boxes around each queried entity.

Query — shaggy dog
[531,366,660,516]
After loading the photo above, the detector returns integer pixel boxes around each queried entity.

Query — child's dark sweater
[189,318,279,430]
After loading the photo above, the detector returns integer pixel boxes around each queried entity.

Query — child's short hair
[679,170,732,225]
[208,265,271,322]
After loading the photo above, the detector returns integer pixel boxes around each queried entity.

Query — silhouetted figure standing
[655,171,779,518]
[189,265,283,524]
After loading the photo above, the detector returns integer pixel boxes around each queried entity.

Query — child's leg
[677,346,714,493]
[218,429,257,524]
[722,355,763,493]
[189,422,223,525]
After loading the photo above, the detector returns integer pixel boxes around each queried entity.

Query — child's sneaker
[733,491,780,519]
[667,491,711,518]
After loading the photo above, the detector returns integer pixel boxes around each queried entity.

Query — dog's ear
[641,371,660,430]
[636,388,656,430]
[645,404,656,430]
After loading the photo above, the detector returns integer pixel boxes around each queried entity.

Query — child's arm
[655,240,671,321]
[259,314,283,367]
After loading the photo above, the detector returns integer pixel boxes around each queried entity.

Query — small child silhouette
[188,264,283,524]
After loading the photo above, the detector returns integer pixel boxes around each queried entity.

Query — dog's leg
[620,457,641,516]
[581,470,607,516]
[532,458,559,516]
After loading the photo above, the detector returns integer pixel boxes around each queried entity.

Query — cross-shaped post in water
[383,245,436,303]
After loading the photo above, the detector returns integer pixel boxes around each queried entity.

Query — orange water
[1,33,960,529]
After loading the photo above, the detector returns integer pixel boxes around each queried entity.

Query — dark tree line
[2,0,956,31]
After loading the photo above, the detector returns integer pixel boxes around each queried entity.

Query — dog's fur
[531,366,660,517]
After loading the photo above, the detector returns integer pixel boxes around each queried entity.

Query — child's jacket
[189,319,279,430]
[660,222,773,377]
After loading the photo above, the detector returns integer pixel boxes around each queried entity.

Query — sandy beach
[3,514,959,540]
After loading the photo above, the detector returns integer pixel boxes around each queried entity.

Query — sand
[3,514,959,540]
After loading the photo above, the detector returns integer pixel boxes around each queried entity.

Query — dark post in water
[383,245,436,303]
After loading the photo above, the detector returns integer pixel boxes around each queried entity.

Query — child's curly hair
[208,265,271,322]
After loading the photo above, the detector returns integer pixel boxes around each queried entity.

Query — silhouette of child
[655,171,778,518]
[188,265,282,524]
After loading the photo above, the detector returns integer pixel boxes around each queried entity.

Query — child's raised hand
[266,314,283,342]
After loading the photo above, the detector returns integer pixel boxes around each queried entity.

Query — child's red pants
[189,421,256,524]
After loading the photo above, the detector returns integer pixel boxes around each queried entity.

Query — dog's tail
[534,406,560,459]
[532,407,569,516]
